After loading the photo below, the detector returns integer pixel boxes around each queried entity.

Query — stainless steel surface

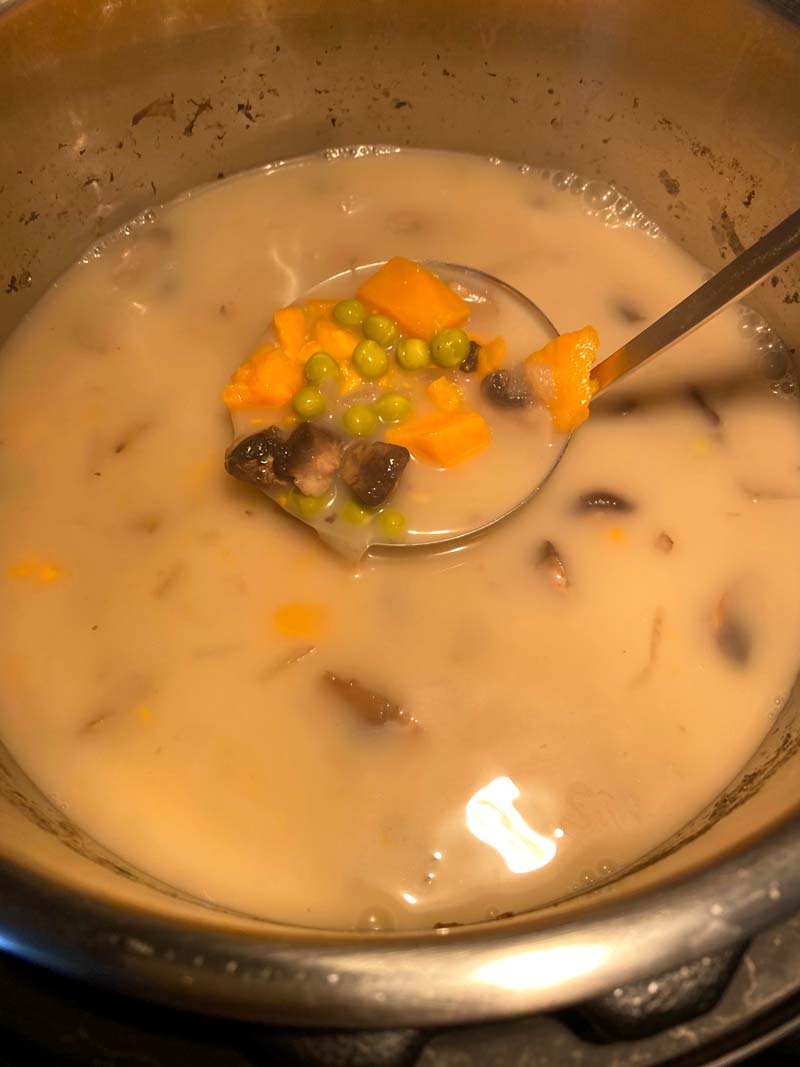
[1,0,800,1029]
[592,206,800,392]
[414,913,800,1065]
[2,812,800,1028]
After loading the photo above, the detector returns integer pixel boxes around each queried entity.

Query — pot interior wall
[0,0,799,947]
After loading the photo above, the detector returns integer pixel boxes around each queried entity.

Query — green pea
[363,314,399,348]
[352,339,389,380]
[342,403,378,437]
[304,351,340,385]
[431,327,471,368]
[292,385,325,419]
[378,508,406,538]
[342,500,372,526]
[333,299,367,327]
[289,488,329,518]
[374,391,412,423]
[396,337,431,371]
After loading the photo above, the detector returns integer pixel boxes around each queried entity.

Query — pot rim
[0,806,799,1026]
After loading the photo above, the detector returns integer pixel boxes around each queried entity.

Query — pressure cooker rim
[0,806,798,1027]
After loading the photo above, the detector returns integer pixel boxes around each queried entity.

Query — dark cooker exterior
[3,919,800,1066]
[1,0,800,1048]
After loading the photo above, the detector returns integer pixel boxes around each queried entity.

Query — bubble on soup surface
[573,860,617,893]
[81,208,158,264]
[576,869,598,889]
[582,180,618,212]
[544,168,660,235]
[548,169,577,192]
[322,144,400,162]
[738,306,798,395]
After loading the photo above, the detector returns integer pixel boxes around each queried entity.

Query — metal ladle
[372,206,800,549]
[267,209,800,553]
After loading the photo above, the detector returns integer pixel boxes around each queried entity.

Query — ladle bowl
[271,206,800,551]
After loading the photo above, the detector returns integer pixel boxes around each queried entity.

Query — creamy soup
[1,148,799,931]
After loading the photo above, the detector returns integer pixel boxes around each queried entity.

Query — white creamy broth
[1,148,800,930]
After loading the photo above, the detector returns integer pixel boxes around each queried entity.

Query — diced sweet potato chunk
[386,411,491,467]
[358,257,469,341]
[526,326,599,432]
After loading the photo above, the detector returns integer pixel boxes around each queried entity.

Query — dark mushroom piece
[714,594,752,667]
[113,419,153,455]
[322,671,415,726]
[153,562,183,598]
[612,299,647,324]
[459,340,480,374]
[574,490,636,513]
[655,531,675,553]
[482,368,530,407]
[688,387,722,428]
[597,395,639,417]
[225,426,290,490]
[340,440,410,508]
[536,540,569,590]
[284,423,342,497]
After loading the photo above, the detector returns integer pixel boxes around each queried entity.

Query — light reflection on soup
[0,148,799,931]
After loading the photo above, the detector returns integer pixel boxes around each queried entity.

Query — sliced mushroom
[225,426,290,490]
[113,419,154,455]
[153,561,184,598]
[599,396,639,417]
[655,531,675,553]
[482,368,530,407]
[574,490,635,513]
[688,387,722,428]
[340,439,410,507]
[613,300,647,324]
[459,340,479,374]
[536,540,569,590]
[322,671,415,726]
[714,594,752,667]
[633,607,665,684]
[284,423,342,497]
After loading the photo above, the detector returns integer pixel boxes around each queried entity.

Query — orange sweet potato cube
[358,257,469,341]
[387,411,491,467]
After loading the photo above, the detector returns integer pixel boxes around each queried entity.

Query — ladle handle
[590,206,800,393]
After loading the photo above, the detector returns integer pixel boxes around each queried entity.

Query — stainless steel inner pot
[1,0,800,1029]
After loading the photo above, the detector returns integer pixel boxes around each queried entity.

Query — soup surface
[1,148,800,930]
